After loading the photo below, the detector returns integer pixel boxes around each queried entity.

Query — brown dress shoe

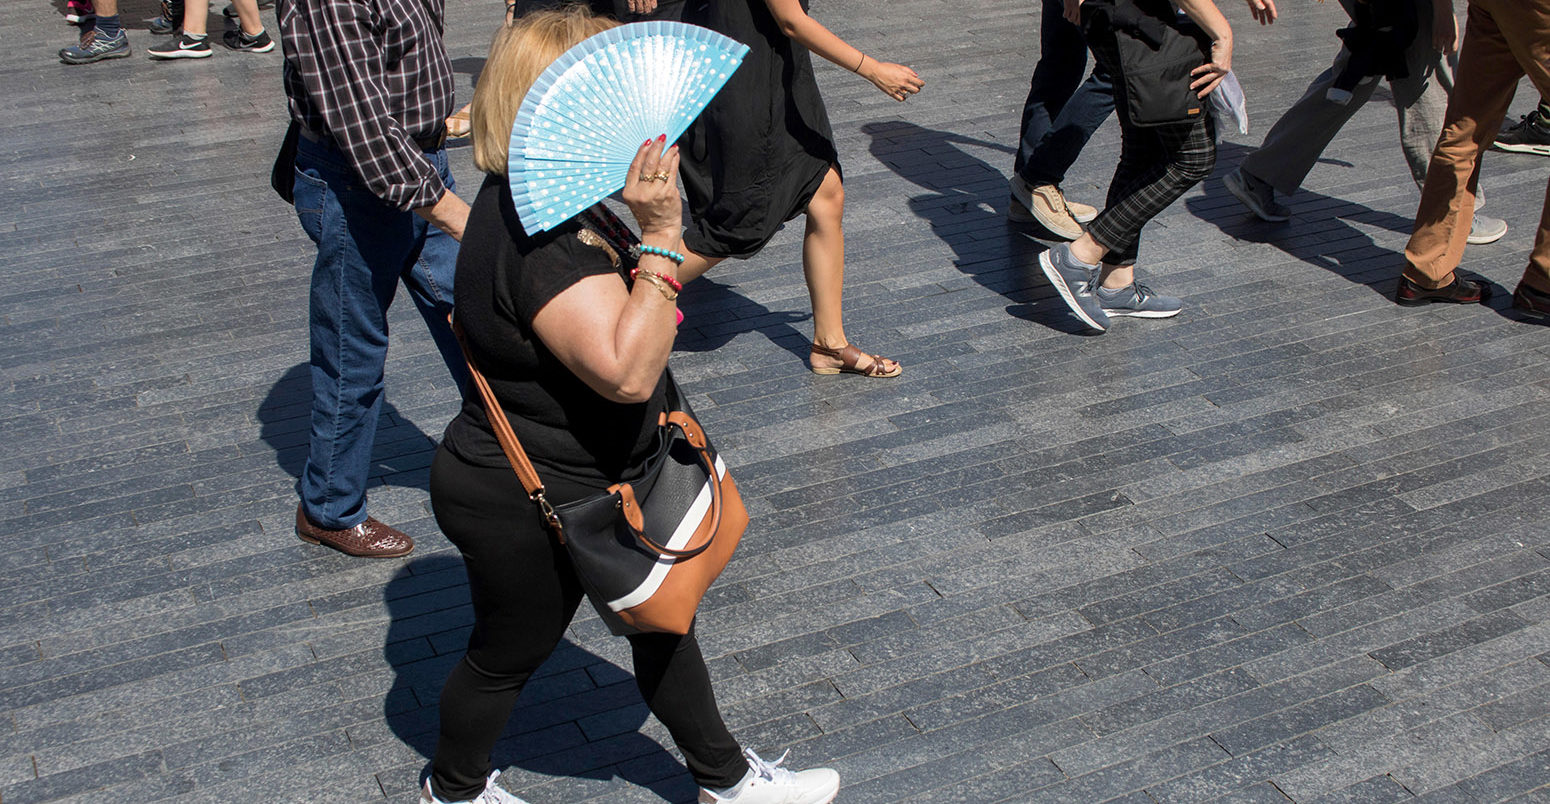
[1394,274,1491,307]
[1513,282,1550,318]
[295,504,414,558]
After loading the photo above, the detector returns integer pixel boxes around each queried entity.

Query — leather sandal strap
[811,341,896,377]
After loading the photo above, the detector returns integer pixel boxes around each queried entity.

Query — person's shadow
[1191,141,1533,316]
[674,273,812,361]
[382,559,698,802]
[859,120,1097,335]
[1186,140,1442,298]
[257,363,441,496]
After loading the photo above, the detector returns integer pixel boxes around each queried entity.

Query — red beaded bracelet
[630,266,683,293]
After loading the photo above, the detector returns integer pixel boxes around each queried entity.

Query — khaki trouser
[1402,0,1550,292]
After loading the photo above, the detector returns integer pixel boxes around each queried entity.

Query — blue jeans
[1013,0,1117,187]
[292,136,467,529]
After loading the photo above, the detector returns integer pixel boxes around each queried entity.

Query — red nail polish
[658,134,667,143]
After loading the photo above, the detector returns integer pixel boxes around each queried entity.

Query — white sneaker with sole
[421,770,529,804]
[699,749,839,804]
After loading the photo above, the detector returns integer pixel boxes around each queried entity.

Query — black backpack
[1082,0,1212,127]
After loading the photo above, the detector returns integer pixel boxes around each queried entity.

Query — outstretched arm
[762,0,924,101]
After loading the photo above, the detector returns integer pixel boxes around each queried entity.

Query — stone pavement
[3,0,1549,801]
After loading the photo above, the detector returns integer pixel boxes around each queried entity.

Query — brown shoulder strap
[450,317,551,507]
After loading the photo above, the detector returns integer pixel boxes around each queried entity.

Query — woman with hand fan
[676,0,924,378]
[422,9,840,804]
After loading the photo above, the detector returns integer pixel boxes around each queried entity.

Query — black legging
[426,444,747,801]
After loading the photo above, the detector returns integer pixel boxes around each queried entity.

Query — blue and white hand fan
[508,21,749,235]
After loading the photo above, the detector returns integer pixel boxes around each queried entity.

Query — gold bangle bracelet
[636,272,679,301]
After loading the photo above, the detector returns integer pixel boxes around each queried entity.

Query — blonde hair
[471,6,620,175]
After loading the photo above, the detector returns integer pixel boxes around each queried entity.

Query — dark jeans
[292,136,467,530]
[1013,0,1117,188]
[426,445,747,801]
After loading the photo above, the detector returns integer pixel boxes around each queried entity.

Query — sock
[1536,99,1550,126]
[185,31,207,40]
[96,13,121,37]
[242,26,265,39]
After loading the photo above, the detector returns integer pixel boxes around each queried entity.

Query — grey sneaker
[148,32,211,58]
[148,0,181,34]
[1010,176,1084,240]
[1466,213,1507,245]
[1038,243,1109,331]
[1096,281,1183,318]
[1223,168,1291,222]
[59,28,130,64]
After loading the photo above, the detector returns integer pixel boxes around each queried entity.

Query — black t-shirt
[442,174,668,496]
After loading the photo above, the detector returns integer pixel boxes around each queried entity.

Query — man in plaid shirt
[278,0,471,558]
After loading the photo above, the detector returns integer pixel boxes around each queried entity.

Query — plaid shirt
[278,0,455,211]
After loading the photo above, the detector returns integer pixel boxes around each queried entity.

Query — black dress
[679,0,840,259]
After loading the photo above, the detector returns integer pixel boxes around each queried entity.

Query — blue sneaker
[147,0,182,33]
[1038,243,1109,332]
[1095,281,1183,318]
[59,28,129,64]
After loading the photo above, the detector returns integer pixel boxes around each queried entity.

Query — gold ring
[638,172,654,182]
[651,171,671,182]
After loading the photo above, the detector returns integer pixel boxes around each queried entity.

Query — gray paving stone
[3,0,1548,801]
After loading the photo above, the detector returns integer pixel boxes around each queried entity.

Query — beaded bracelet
[630,266,683,293]
[630,243,686,266]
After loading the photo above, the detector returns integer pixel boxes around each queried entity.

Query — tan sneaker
[1008,176,1083,240]
[1065,197,1098,223]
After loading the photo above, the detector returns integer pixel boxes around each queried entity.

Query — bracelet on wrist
[631,266,683,293]
[634,271,680,301]
[629,243,686,266]
[853,52,866,73]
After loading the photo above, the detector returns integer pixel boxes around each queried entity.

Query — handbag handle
[450,316,565,538]
[451,316,728,557]
[613,410,726,559]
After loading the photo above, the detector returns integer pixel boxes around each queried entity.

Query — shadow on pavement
[381,559,697,802]
[859,120,1097,335]
[257,363,441,496]
[674,273,812,362]
[1188,140,1422,300]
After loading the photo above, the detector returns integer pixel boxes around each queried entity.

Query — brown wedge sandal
[809,342,903,378]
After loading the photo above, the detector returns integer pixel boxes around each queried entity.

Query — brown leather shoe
[295,505,414,558]
[1394,274,1491,307]
[1513,282,1550,318]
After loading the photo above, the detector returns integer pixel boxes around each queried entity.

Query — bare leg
[180,0,208,36]
[802,167,898,374]
[677,249,723,284]
[228,0,264,35]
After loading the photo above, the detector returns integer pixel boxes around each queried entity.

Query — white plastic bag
[1209,71,1249,138]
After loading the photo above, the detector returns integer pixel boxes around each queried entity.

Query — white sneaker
[699,749,840,804]
[421,770,529,804]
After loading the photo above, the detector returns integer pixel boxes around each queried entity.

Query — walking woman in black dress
[677,0,923,378]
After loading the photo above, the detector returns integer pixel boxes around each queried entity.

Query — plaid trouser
[1084,15,1217,266]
